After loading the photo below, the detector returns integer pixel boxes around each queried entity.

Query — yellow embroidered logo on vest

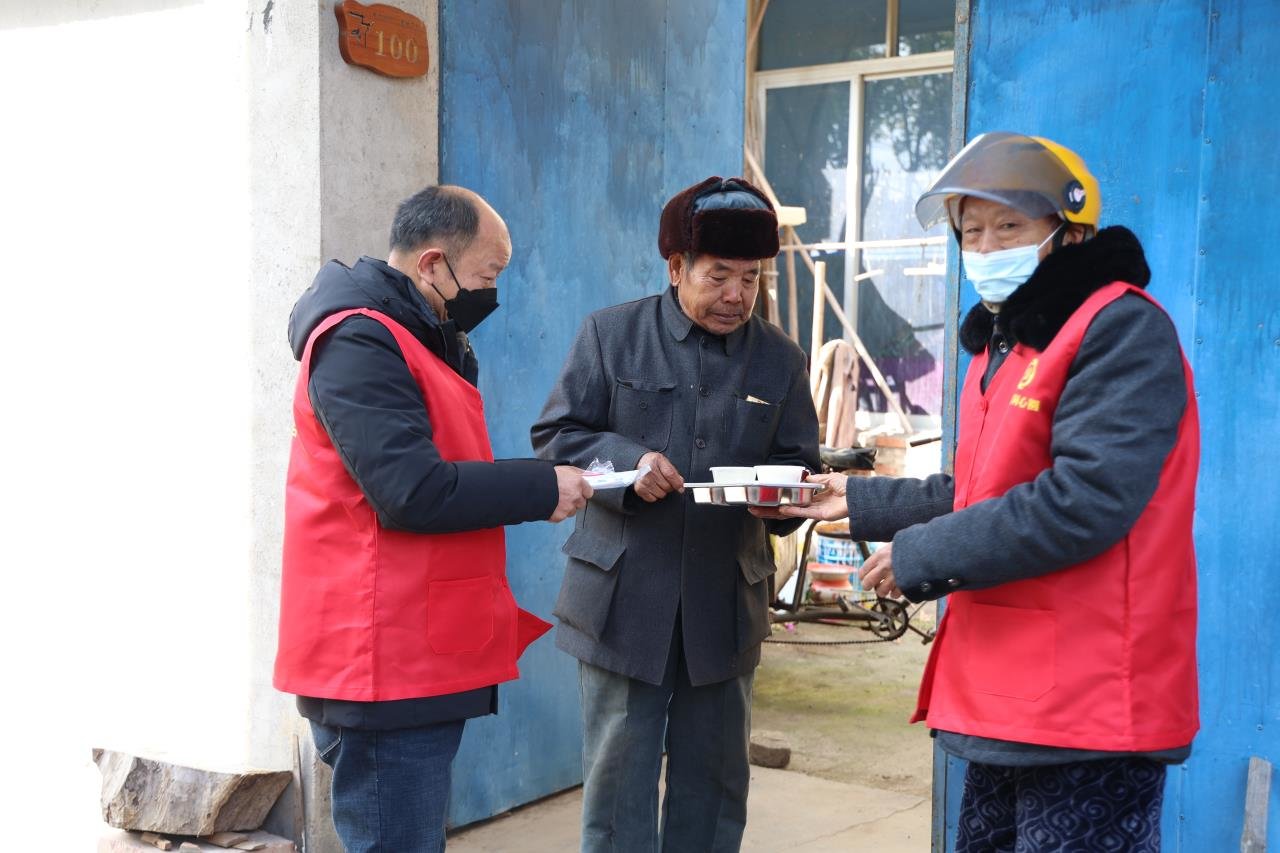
[1010,393,1041,412]
[1017,358,1039,390]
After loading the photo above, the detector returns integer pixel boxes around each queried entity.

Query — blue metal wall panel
[941,0,1280,849]
[439,0,745,826]
[1179,2,1280,848]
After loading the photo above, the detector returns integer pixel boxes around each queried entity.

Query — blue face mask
[961,225,1062,304]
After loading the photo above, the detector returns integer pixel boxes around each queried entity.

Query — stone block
[94,749,293,836]
[749,730,792,769]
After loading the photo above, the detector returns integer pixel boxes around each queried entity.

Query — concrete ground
[447,767,929,852]
[451,621,937,852]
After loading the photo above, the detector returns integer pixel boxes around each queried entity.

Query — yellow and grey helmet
[915,131,1101,231]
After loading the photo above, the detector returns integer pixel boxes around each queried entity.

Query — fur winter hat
[658,176,780,260]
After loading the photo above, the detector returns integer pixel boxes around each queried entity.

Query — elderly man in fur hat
[533,176,819,852]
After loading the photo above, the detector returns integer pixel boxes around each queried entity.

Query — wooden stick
[885,0,900,58]
[811,340,836,423]
[1242,755,1271,853]
[760,258,779,325]
[827,343,853,447]
[785,243,799,343]
[747,0,771,52]
[810,261,826,380]
[743,146,783,209]
[743,0,766,177]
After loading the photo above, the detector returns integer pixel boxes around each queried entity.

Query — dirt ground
[752,607,938,799]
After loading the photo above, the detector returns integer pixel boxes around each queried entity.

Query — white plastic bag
[581,458,650,490]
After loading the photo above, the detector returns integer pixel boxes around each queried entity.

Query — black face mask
[432,255,499,333]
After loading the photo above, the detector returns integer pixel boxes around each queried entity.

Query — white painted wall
[0,1,438,846]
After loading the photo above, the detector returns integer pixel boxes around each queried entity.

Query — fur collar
[959,226,1151,354]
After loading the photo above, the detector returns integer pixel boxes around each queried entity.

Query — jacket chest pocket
[611,378,676,451]
[723,394,782,460]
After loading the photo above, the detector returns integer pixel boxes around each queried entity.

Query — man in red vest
[758,133,1199,852]
[275,185,594,852]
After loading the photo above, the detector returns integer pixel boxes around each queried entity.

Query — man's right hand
[634,452,684,503]
[551,466,594,522]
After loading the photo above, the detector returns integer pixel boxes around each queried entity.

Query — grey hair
[389,185,481,255]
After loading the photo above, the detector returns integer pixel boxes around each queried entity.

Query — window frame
[754,49,954,332]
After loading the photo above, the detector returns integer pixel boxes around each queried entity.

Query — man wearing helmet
[757,133,1199,852]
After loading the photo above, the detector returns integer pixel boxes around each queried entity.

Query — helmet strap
[1051,218,1071,252]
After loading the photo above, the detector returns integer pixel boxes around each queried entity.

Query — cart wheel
[868,597,909,640]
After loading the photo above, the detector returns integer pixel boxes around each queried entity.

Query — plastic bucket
[815,534,862,567]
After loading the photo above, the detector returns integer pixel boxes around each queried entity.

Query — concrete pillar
[246,1,439,847]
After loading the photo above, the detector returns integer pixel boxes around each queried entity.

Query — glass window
[898,0,955,55]
[765,82,850,354]
[857,72,953,416]
[758,0,887,70]
[755,1,956,426]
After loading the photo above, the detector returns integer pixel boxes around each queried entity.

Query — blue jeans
[955,757,1166,853]
[578,637,754,853]
[310,720,465,853]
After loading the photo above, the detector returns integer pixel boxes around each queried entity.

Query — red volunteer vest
[274,308,551,702]
[912,283,1199,751]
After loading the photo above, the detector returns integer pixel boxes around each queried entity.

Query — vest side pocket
[426,577,496,654]
[961,602,1056,701]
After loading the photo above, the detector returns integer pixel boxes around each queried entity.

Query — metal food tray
[684,481,824,507]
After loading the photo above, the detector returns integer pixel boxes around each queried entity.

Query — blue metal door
[938,1,1280,848]
[438,0,748,826]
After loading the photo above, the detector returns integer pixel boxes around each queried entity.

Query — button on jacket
[532,288,820,686]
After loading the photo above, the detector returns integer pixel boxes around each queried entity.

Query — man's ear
[667,253,684,286]
[416,247,445,283]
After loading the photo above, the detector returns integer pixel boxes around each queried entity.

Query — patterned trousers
[955,757,1166,853]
